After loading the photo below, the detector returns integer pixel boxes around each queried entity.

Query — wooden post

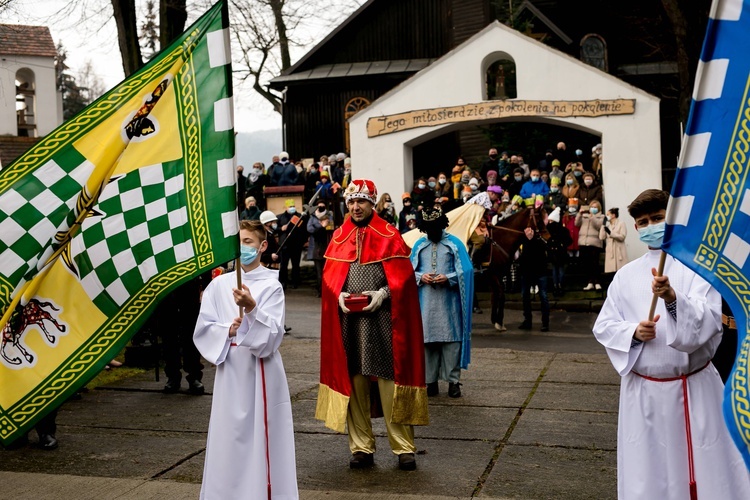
[648,251,667,321]
[236,258,243,318]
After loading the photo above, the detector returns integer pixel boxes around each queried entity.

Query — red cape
[316,213,428,431]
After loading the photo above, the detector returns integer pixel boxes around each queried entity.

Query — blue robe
[410,232,474,369]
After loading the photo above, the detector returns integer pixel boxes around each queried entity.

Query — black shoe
[349,451,374,469]
[398,453,417,471]
[426,381,439,397]
[518,321,532,330]
[163,379,181,393]
[541,325,549,332]
[448,382,462,398]
[284,325,292,333]
[37,434,58,451]
[188,380,205,395]
[473,306,483,314]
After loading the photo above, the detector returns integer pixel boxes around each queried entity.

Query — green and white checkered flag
[0,0,238,446]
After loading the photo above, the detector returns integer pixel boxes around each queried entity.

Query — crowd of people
[236,142,627,305]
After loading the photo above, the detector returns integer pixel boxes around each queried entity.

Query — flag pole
[648,251,667,321]
[236,258,243,318]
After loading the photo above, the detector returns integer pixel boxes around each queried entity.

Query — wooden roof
[0,24,56,57]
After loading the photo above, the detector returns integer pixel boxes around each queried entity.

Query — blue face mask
[638,221,665,248]
[287,207,296,214]
[590,207,599,215]
[240,245,259,265]
[428,181,436,188]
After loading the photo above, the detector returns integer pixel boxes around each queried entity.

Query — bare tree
[160,0,187,48]
[111,0,143,76]
[660,0,711,127]
[228,0,363,113]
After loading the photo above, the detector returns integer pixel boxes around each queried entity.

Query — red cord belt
[632,361,710,500]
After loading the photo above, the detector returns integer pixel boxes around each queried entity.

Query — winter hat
[260,210,277,224]
[468,178,480,187]
[344,179,377,204]
[337,152,346,161]
[548,206,561,223]
[487,170,498,179]
[402,192,412,200]
[280,151,289,161]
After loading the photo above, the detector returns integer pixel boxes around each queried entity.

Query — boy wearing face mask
[593,190,750,499]
[546,177,567,211]
[194,219,298,500]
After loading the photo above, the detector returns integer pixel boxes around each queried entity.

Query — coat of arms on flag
[0,0,238,445]
[663,0,750,468]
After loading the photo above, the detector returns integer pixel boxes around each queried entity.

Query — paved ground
[1,287,619,499]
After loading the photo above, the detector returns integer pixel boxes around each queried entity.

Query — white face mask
[418,183,426,189]
[584,179,593,186]
[438,178,446,185]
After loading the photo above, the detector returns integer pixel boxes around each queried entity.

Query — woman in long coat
[600,207,628,274]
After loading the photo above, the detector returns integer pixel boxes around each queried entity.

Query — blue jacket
[519,179,550,199]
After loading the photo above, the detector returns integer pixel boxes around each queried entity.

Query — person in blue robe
[409,206,473,398]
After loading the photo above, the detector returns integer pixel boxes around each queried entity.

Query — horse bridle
[486,208,541,263]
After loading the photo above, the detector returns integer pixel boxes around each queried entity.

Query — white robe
[194,266,298,500]
[593,249,750,500]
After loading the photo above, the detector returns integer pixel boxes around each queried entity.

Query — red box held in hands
[345,294,370,312]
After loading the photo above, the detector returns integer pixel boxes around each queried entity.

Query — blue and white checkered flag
[663,0,750,469]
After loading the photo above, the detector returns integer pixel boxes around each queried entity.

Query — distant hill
[236,129,283,169]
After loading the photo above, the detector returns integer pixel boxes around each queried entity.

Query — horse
[474,207,548,331]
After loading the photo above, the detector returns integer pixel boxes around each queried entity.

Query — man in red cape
[316,179,428,471]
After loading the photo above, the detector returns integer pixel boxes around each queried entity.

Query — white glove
[338,292,351,313]
[362,289,388,312]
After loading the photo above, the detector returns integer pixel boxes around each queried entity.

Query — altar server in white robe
[194,219,298,500]
[593,189,750,500]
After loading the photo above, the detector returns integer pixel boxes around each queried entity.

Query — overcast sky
[2,0,359,132]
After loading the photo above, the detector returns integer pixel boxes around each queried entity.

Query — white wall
[349,22,662,260]
[0,54,62,136]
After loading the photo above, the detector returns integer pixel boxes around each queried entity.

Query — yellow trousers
[347,374,416,455]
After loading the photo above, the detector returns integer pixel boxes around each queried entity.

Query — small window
[580,34,608,72]
[16,68,37,137]
[344,97,370,152]
[486,59,517,100]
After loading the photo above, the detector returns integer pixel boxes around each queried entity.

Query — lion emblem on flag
[1,299,67,369]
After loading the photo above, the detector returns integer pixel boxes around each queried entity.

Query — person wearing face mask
[575,200,605,290]
[468,177,481,194]
[562,198,580,259]
[480,147,500,180]
[546,177,567,211]
[518,168,550,205]
[259,210,281,270]
[578,172,603,207]
[561,172,579,204]
[277,199,308,290]
[433,171,453,207]
[410,206,473,398]
[506,167,526,198]
[342,158,353,189]
[549,159,564,183]
[240,196,261,221]
[194,220,298,500]
[307,202,333,297]
[399,193,417,233]
[375,193,397,226]
[599,207,628,275]
[244,162,270,211]
[411,176,433,207]
[305,161,321,201]
[593,189,750,500]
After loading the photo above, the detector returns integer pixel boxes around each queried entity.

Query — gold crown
[421,208,443,222]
